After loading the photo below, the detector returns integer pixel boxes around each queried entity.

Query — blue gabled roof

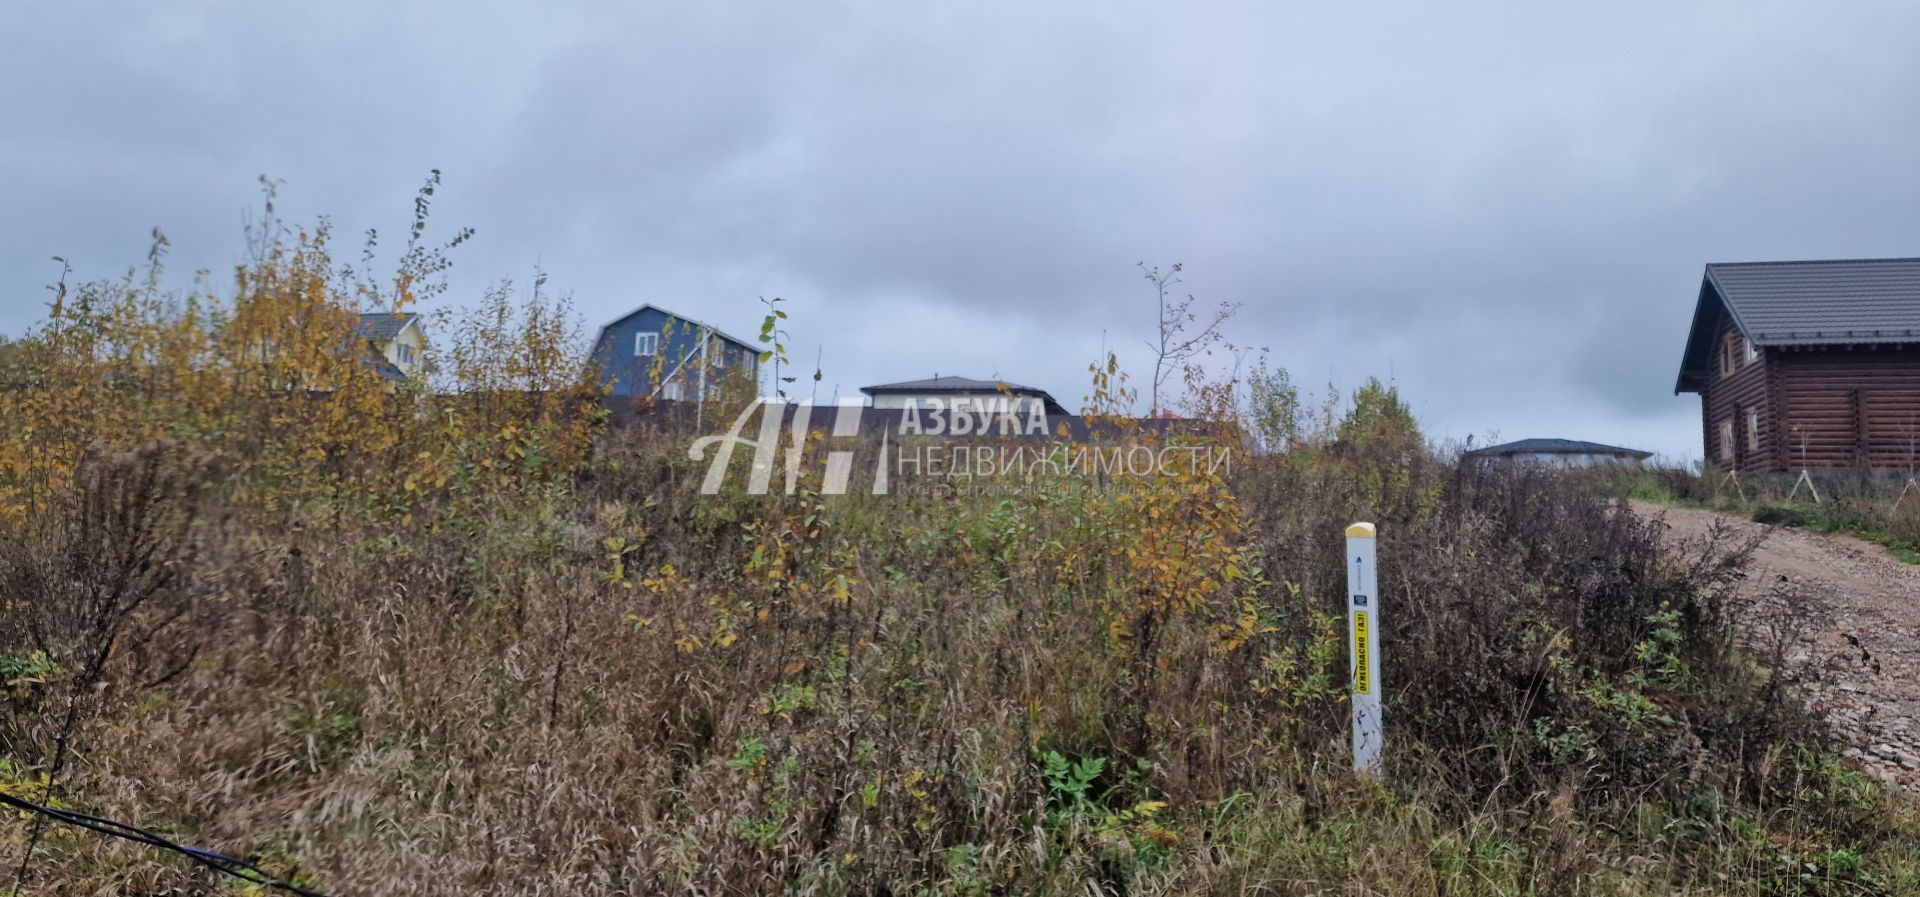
[594,304,759,352]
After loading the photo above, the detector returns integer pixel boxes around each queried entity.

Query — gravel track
[1635,501,1920,789]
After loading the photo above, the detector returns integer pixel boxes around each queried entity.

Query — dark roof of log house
[1676,257,1920,392]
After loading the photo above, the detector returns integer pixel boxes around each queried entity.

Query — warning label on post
[1353,611,1371,695]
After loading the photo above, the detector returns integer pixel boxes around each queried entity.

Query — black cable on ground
[0,791,333,897]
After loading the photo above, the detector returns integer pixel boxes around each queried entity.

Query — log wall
[1771,347,1920,471]
[1699,316,1773,471]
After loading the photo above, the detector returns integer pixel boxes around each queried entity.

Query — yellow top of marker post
[1345,522,1376,538]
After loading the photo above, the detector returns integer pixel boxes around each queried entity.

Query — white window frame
[635,332,659,356]
[1743,338,1759,364]
[1719,419,1735,461]
[1748,410,1761,452]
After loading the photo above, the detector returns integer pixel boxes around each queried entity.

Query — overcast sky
[4,1,1918,459]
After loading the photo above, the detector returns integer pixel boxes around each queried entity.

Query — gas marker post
[1345,522,1383,777]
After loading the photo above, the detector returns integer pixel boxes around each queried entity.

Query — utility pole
[810,345,822,404]
[695,329,711,431]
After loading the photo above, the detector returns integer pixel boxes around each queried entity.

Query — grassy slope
[1617,468,1920,565]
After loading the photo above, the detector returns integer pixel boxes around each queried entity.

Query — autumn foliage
[0,179,599,525]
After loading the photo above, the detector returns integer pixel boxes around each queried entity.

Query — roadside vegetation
[1611,466,1920,565]
[2,188,1918,895]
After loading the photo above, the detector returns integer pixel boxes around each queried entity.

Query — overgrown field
[3,201,1919,895]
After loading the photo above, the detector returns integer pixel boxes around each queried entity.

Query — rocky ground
[1636,501,1920,789]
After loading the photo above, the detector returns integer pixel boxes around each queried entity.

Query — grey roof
[360,347,407,381]
[861,376,1067,415]
[1706,257,1920,345]
[356,312,422,341]
[1464,438,1651,459]
[862,375,1050,395]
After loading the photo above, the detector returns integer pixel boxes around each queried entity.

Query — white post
[695,329,712,430]
[1345,522,1383,777]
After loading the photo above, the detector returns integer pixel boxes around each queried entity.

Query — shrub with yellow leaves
[0,176,601,528]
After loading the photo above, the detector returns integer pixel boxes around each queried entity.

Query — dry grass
[1,430,1917,896]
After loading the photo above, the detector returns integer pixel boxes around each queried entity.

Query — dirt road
[1635,502,1920,788]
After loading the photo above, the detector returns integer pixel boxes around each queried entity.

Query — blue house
[592,304,761,400]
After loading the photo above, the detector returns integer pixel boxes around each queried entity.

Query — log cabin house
[1675,258,1920,472]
